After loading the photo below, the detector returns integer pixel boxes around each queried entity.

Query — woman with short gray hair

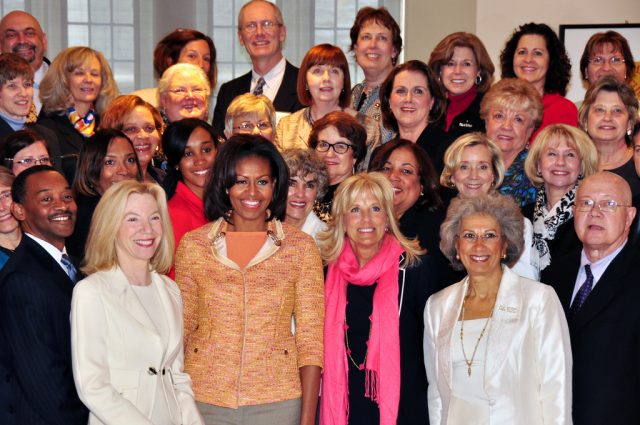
[425,194,571,424]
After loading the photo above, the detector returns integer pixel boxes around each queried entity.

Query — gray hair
[281,148,329,199]
[440,194,524,271]
[157,63,211,98]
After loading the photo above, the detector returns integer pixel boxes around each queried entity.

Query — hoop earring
[475,74,482,85]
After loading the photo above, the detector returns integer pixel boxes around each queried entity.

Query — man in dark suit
[542,171,639,425]
[0,165,88,425]
[211,0,303,134]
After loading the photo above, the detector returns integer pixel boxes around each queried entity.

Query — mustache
[48,210,74,220]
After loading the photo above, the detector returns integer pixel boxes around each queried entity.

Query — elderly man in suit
[0,165,88,425]
[211,0,302,134]
[543,171,639,425]
[0,11,48,114]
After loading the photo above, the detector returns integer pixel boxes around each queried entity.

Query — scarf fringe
[364,369,379,402]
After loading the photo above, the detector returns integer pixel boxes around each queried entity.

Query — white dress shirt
[571,241,626,304]
[250,56,286,102]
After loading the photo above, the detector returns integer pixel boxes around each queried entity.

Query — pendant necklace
[459,290,494,377]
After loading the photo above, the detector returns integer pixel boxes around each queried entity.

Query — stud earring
[475,74,482,85]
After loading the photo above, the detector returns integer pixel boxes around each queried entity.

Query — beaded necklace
[344,317,372,371]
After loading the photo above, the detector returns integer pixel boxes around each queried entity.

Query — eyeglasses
[0,190,11,203]
[234,121,272,132]
[8,156,53,166]
[168,87,207,98]
[456,231,503,244]
[240,20,282,33]
[588,56,626,66]
[315,141,352,154]
[575,199,631,213]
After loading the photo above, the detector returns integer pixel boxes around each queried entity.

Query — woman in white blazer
[71,180,203,425]
[424,194,572,425]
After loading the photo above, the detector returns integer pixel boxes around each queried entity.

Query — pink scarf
[320,234,403,425]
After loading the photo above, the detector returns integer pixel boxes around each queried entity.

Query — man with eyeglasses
[211,0,303,135]
[542,171,640,425]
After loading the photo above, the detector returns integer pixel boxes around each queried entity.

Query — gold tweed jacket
[174,217,324,408]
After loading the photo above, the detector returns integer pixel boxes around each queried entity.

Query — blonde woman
[39,46,119,181]
[71,181,202,425]
[319,172,439,425]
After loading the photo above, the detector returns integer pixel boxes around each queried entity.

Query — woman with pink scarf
[318,172,439,425]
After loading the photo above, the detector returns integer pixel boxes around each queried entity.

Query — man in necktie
[0,165,88,425]
[211,0,303,134]
[542,171,639,425]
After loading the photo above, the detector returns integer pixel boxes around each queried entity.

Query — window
[201,0,403,93]
[66,0,136,92]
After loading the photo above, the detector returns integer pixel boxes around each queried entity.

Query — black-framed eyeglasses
[575,199,631,213]
[315,141,352,154]
[7,156,53,166]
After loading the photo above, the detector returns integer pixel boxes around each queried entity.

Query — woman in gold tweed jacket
[174,134,324,425]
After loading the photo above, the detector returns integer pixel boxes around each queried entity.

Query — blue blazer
[0,236,88,425]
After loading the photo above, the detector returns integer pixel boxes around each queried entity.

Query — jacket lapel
[22,237,75,297]
[484,267,523,381]
[110,268,159,334]
[152,274,182,364]
[273,61,298,111]
[571,242,636,331]
[437,279,467,391]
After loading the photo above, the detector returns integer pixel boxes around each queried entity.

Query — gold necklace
[459,292,494,377]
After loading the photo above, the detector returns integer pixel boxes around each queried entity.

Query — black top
[66,194,100,261]
[37,111,100,184]
[345,255,438,425]
[399,203,460,288]
[607,158,640,199]
[416,94,485,179]
[631,193,640,248]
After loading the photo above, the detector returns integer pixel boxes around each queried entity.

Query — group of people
[0,2,639,425]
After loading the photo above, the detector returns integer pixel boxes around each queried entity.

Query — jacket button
[194,348,198,353]
[284,349,288,355]
[489,399,496,406]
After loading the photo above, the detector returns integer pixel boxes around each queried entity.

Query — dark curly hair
[499,23,571,96]
[368,138,443,212]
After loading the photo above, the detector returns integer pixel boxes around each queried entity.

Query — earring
[578,173,584,179]
[627,128,632,136]
[384,227,389,233]
[475,74,482,85]
[536,170,542,177]
[455,254,460,260]
[352,165,355,175]
[502,253,507,259]
[225,188,229,195]
[174,165,179,171]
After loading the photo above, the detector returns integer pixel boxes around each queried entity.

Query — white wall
[405,0,640,99]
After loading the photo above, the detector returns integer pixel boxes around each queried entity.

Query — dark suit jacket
[0,119,63,174]
[0,236,88,425]
[211,60,303,134]
[37,111,99,184]
[542,241,640,425]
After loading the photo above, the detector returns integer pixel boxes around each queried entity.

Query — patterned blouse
[498,149,536,207]
[352,82,395,144]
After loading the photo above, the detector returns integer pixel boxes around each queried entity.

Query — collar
[0,112,27,131]
[25,232,67,265]
[34,61,48,85]
[579,241,626,282]
[252,56,286,83]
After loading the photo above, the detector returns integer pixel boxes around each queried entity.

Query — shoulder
[282,221,316,246]
[156,272,181,296]
[544,93,578,113]
[284,61,300,75]
[218,70,251,92]
[426,280,464,313]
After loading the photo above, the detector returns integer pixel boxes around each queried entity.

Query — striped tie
[568,264,593,321]
[253,77,266,96]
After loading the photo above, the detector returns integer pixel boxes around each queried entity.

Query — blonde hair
[82,180,174,275]
[39,46,119,115]
[525,124,599,187]
[440,132,505,189]
[317,172,424,266]
[480,78,543,129]
[224,93,276,135]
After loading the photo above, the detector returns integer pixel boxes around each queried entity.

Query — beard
[12,42,37,63]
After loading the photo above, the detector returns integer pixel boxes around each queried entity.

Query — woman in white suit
[424,194,572,425]
[71,180,203,425]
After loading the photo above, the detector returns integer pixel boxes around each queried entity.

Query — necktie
[61,254,79,284]
[253,77,266,96]
[568,264,593,320]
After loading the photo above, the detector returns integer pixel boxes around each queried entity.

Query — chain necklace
[344,317,372,371]
[459,292,494,377]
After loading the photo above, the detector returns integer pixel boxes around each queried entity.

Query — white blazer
[423,266,572,425]
[71,267,203,425]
